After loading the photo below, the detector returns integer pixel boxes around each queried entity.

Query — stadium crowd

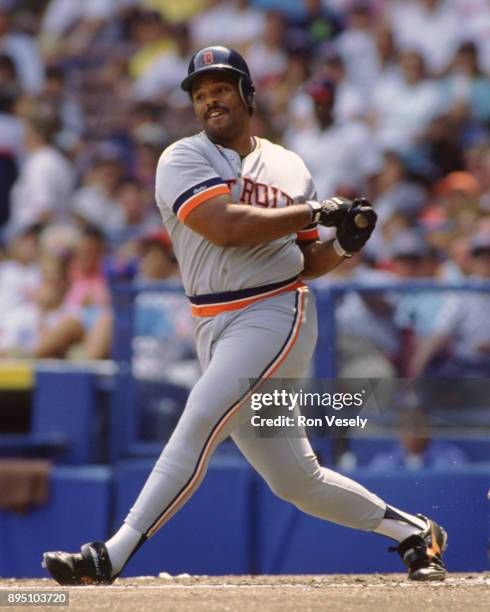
[0,0,489,380]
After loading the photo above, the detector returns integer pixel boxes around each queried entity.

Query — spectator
[132,22,192,102]
[71,144,125,234]
[334,1,379,95]
[409,232,490,377]
[268,51,310,134]
[410,113,465,181]
[370,22,401,91]
[41,0,120,40]
[369,407,467,471]
[439,236,473,279]
[132,229,196,383]
[0,225,41,320]
[286,0,342,56]
[0,253,84,358]
[65,225,111,335]
[321,47,367,122]
[464,143,490,214]
[369,49,446,153]
[140,0,205,26]
[372,152,427,225]
[245,11,288,89]
[444,42,490,124]
[190,0,265,52]
[0,80,22,228]
[40,0,120,63]
[0,7,44,94]
[389,231,446,375]
[0,51,18,89]
[92,229,196,379]
[39,66,84,147]
[7,102,75,235]
[314,254,400,378]
[127,10,173,85]
[457,0,490,74]
[423,171,481,245]
[285,78,382,199]
[387,0,462,75]
[106,178,160,277]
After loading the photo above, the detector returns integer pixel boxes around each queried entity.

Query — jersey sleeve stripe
[297,227,320,241]
[173,177,229,215]
[178,184,231,222]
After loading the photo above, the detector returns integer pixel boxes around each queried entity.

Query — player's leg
[232,420,447,580]
[112,290,314,556]
[42,288,314,584]
[230,292,447,580]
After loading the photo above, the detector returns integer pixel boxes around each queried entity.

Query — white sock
[105,523,143,576]
[374,506,427,543]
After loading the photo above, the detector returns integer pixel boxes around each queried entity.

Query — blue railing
[110,279,490,460]
[312,279,490,378]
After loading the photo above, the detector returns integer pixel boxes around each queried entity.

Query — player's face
[191,72,248,142]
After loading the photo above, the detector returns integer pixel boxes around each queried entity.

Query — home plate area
[1,574,489,612]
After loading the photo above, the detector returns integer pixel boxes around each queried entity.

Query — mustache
[205,105,229,119]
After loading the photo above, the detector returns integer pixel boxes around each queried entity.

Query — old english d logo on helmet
[202,51,214,65]
[180,45,256,113]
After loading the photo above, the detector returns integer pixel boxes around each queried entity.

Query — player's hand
[334,199,377,257]
[318,196,354,228]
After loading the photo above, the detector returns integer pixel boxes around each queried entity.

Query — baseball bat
[354,212,369,229]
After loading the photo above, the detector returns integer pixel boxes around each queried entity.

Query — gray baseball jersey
[155,132,319,316]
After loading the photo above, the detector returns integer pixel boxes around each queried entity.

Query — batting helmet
[180,46,255,113]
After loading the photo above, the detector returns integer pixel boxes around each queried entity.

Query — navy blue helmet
[181,46,255,113]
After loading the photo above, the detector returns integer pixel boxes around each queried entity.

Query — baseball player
[43,46,447,584]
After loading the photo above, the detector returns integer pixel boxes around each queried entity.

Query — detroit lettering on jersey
[155,132,319,303]
[224,177,295,208]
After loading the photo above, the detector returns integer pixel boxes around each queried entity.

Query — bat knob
[354,213,368,229]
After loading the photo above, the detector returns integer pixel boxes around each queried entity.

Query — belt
[188,276,305,317]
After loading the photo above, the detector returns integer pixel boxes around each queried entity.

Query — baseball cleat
[42,541,115,585]
[389,514,448,581]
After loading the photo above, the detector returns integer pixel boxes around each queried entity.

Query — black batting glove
[304,196,353,228]
[334,199,377,257]
[318,196,354,228]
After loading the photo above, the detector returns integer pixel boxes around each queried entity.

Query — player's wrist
[305,200,323,225]
[332,237,353,258]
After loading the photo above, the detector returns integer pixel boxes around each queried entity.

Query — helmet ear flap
[238,76,255,114]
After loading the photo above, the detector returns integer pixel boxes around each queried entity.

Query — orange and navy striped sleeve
[172,177,231,222]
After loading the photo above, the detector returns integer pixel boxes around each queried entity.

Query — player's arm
[299,239,344,279]
[184,193,367,247]
[159,148,357,246]
[185,194,313,247]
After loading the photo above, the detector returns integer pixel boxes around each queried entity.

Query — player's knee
[268,472,318,505]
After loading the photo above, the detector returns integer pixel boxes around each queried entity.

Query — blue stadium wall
[0,458,488,578]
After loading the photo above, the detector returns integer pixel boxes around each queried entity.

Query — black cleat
[42,541,115,585]
[389,515,448,581]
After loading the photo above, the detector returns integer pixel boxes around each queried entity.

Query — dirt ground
[0,573,489,612]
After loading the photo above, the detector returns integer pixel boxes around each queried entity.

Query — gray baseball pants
[125,287,386,538]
